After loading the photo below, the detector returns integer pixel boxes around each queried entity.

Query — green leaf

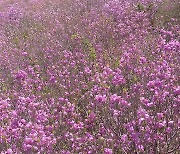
[137,3,144,11]
[89,49,96,61]
[12,36,20,45]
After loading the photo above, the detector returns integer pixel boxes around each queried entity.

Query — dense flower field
[0,0,179,153]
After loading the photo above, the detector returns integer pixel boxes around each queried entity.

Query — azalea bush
[0,0,179,153]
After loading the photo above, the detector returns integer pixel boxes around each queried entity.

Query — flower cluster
[0,0,179,153]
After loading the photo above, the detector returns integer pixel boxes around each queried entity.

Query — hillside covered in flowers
[0,0,179,153]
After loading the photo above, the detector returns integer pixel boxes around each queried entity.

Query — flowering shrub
[0,0,179,153]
